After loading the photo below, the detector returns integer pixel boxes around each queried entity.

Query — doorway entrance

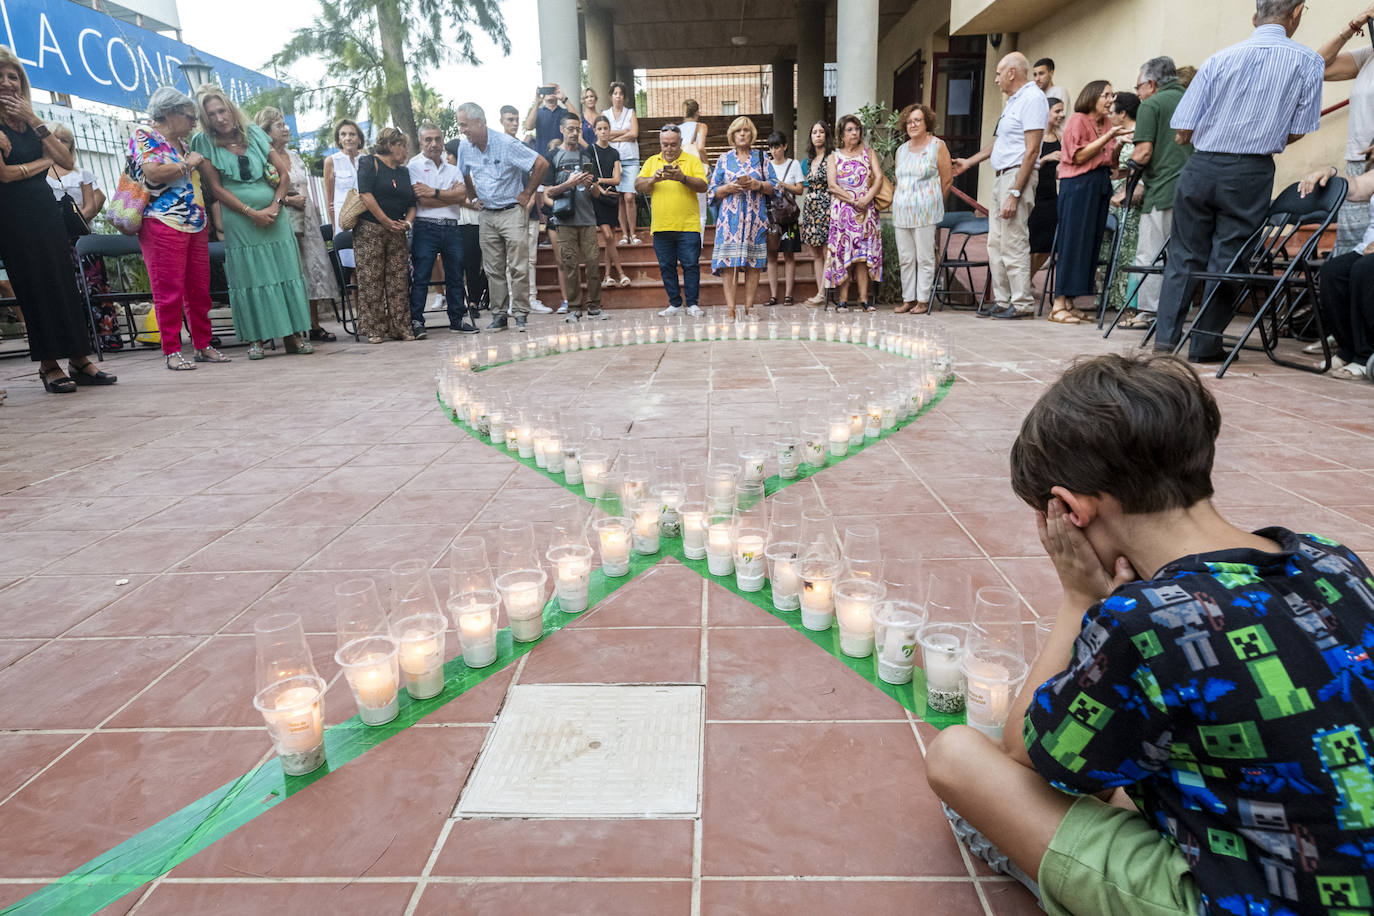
[931,35,987,212]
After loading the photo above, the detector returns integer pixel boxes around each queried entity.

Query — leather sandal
[308,328,337,342]
[40,368,76,393]
[68,360,118,385]
[894,302,913,314]
[1048,308,1081,325]
[195,347,232,363]
[165,352,197,371]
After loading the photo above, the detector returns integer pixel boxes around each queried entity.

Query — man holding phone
[545,111,604,320]
[635,124,708,317]
[525,83,570,159]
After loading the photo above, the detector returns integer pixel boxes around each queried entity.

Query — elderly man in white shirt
[953,52,1049,319]
[410,120,479,335]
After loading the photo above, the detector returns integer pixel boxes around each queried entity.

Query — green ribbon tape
[7,358,956,916]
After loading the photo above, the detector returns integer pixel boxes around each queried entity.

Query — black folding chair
[1171,178,1346,378]
[932,214,990,313]
[1103,232,1169,338]
[74,234,146,354]
[331,229,360,340]
[1096,165,1143,326]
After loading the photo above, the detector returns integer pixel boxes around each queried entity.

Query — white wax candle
[486,346,499,363]
[803,437,825,467]
[683,511,706,558]
[824,321,837,341]
[458,610,497,667]
[599,526,631,576]
[557,334,569,351]
[272,686,324,754]
[707,524,732,554]
[582,462,607,497]
[634,508,660,553]
[564,451,582,484]
[777,442,798,479]
[621,327,632,345]
[768,322,778,340]
[350,662,398,725]
[866,328,878,347]
[828,422,849,457]
[516,426,534,458]
[791,323,801,340]
[505,428,519,451]
[543,438,564,473]
[694,325,705,341]
[505,583,543,620]
[808,324,819,341]
[489,417,507,443]
[734,534,766,591]
[964,659,1014,728]
[748,321,759,340]
[593,328,605,347]
[838,325,850,343]
[555,555,591,612]
[865,406,883,437]
[741,452,766,483]
[532,432,550,468]
[835,593,877,657]
[801,576,833,613]
[923,634,964,690]
[848,413,864,445]
[881,404,897,430]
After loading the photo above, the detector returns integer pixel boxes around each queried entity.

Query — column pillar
[536,0,580,106]
[835,0,877,118]
[584,6,615,98]
[615,62,636,97]
[795,0,825,152]
[772,57,795,147]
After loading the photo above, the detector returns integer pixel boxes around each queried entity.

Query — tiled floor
[0,306,1371,915]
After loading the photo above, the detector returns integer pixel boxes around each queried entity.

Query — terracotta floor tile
[70,571,285,637]
[706,587,791,627]
[0,529,110,577]
[570,560,703,628]
[357,489,481,528]
[204,465,327,495]
[172,727,486,878]
[0,575,150,638]
[303,523,461,571]
[431,818,694,877]
[413,880,692,915]
[130,493,283,529]
[519,626,701,685]
[242,489,384,528]
[0,731,267,877]
[983,878,1045,915]
[702,722,966,877]
[699,880,986,915]
[302,464,421,494]
[0,733,81,801]
[0,639,45,668]
[43,527,231,576]
[172,526,344,573]
[954,511,1043,558]
[420,663,516,724]
[707,626,907,721]
[260,442,371,468]
[135,881,416,915]
[833,513,982,560]
[0,636,201,729]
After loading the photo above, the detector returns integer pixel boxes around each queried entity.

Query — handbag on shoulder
[108,156,152,235]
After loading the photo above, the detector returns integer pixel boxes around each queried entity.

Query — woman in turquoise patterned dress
[825,115,883,312]
[707,116,776,319]
[799,120,833,306]
[892,104,952,315]
[190,85,311,360]
[1103,91,1142,315]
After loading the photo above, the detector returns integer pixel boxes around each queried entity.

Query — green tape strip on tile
[0,553,663,916]
[6,356,954,916]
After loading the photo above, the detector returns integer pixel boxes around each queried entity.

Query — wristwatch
[433,187,440,200]
[1009,188,1022,198]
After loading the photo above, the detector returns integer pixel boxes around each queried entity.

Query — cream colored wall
[966,0,1358,205]
[876,0,952,123]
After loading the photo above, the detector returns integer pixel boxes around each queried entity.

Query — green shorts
[1039,795,1203,916]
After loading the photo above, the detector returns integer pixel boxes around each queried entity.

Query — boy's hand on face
[1036,497,1137,608]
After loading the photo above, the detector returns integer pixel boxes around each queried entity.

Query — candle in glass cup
[865,404,883,439]
[563,446,582,484]
[648,324,660,343]
[707,472,735,513]
[881,402,897,430]
[581,454,609,497]
[706,520,734,575]
[596,517,633,576]
[834,579,884,657]
[962,654,1025,740]
[837,323,850,343]
[454,601,498,668]
[658,487,684,538]
[550,546,593,613]
[542,435,565,473]
[920,629,966,714]
[681,504,707,559]
[808,321,819,341]
[532,429,550,468]
[694,323,705,342]
[733,530,767,591]
[515,425,534,459]
[593,327,605,347]
[824,320,837,341]
[526,338,538,358]
[866,326,878,348]
[336,639,400,726]
[828,419,850,457]
[486,345,500,363]
[848,409,864,447]
[397,616,447,700]
[489,411,506,444]
[800,559,840,630]
[768,320,779,340]
[802,429,826,468]
[740,450,767,484]
[633,500,661,554]
[748,319,759,340]
[765,544,802,611]
[504,427,519,451]
[776,438,800,479]
[497,571,546,642]
[254,676,327,775]
[790,321,802,340]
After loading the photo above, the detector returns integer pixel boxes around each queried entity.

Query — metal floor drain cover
[457,684,703,818]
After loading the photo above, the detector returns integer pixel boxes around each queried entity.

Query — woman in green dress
[191,85,311,360]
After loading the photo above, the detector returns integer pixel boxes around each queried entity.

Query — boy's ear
[1049,486,1100,529]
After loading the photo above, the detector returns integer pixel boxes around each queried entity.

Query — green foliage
[411,79,458,138]
[270,0,508,139]
[877,220,900,305]
[856,102,902,182]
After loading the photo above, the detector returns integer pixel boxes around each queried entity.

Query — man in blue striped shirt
[1155,0,1325,361]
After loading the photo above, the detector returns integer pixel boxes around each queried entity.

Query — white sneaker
[556,301,569,314]
[529,300,553,314]
[658,305,683,317]
[686,306,704,318]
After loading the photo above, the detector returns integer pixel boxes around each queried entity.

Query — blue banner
[0,0,286,112]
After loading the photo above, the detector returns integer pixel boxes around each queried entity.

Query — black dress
[0,123,89,362]
[1027,138,1061,256]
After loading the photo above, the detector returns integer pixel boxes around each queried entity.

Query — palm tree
[272,0,508,150]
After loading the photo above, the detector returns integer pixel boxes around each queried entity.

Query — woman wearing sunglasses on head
[190,84,311,361]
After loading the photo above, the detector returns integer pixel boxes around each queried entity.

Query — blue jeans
[409,219,469,326]
[652,231,702,308]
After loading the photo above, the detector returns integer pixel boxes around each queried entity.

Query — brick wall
[644,67,772,119]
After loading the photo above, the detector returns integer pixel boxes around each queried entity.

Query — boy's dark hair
[499,104,519,118]
[1010,354,1221,514]
[1034,58,1055,71]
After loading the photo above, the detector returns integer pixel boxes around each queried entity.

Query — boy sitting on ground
[927,353,1374,916]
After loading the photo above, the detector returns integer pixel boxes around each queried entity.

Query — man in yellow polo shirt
[635,125,708,317]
